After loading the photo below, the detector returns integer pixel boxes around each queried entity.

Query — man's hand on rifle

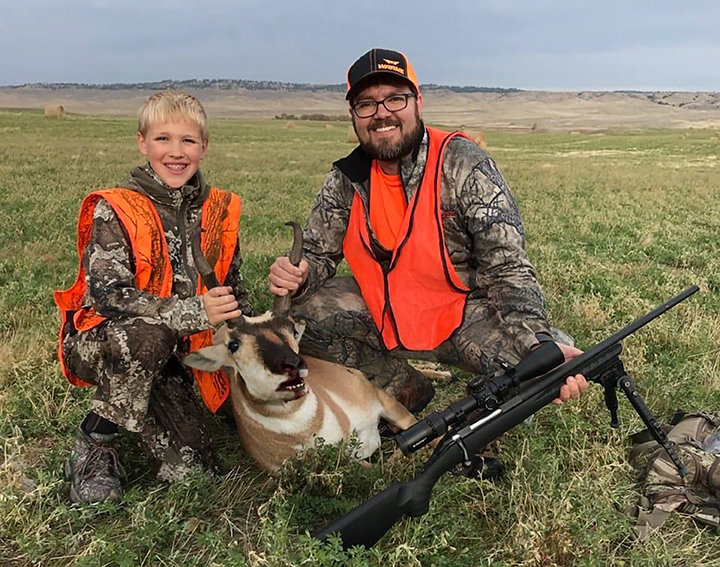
[553,343,589,405]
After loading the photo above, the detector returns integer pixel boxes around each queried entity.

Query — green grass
[1,110,719,565]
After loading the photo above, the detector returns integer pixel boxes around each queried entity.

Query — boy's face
[137,120,208,189]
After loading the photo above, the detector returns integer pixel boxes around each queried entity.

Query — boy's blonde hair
[137,91,209,142]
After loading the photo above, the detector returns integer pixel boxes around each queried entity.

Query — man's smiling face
[350,79,423,165]
[137,120,208,188]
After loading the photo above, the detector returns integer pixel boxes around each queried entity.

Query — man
[269,48,586,413]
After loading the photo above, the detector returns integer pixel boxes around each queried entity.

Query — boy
[54,91,253,504]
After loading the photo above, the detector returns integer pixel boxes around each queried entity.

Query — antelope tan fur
[183,222,418,473]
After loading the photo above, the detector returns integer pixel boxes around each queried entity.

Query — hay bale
[325,124,334,131]
[285,121,297,129]
[467,130,487,149]
[44,105,66,119]
[347,125,359,144]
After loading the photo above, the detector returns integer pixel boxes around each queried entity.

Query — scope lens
[395,421,435,455]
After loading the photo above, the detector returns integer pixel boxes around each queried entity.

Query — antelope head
[183,222,310,401]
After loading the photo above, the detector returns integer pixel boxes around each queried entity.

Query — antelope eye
[228,341,239,353]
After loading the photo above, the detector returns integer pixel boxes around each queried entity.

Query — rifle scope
[396,341,564,455]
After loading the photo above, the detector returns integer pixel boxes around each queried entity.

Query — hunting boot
[65,427,125,504]
[395,370,436,414]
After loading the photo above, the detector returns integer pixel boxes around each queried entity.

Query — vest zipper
[358,209,401,350]
[179,199,197,287]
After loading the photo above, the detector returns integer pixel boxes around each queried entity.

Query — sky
[1,0,718,91]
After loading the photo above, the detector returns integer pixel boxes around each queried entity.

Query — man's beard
[354,112,424,161]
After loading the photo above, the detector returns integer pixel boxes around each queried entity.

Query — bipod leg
[616,373,688,478]
[603,375,620,428]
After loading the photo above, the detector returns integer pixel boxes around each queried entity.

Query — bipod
[594,353,688,478]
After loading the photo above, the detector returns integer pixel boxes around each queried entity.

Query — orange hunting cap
[346,48,420,100]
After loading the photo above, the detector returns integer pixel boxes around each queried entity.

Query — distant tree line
[7,79,524,94]
[421,84,522,93]
[274,113,351,122]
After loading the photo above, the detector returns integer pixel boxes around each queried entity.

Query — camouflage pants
[62,316,216,480]
[291,277,545,397]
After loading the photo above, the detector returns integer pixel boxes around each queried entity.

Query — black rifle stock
[314,285,699,549]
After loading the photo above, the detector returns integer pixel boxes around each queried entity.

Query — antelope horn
[191,227,244,327]
[191,228,220,290]
[286,221,303,266]
[273,221,304,316]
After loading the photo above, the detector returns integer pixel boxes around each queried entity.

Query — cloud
[0,0,718,90]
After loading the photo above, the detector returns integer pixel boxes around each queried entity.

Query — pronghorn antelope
[183,223,418,473]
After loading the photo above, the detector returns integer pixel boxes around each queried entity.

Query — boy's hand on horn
[203,286,242,325]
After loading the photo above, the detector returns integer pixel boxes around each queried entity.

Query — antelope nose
[277,353,306,376]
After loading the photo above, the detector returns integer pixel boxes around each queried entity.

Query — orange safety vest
[343,127,470,351]
[54,187,242,413]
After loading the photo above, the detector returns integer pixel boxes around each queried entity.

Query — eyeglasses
[351,93,417,118]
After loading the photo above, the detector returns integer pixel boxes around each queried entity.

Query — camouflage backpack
[627,411,720,541]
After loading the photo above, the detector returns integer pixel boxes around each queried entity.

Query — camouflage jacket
[299,126,551,353]
[82,165,253,337]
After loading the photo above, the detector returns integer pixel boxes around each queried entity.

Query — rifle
[314,285,699,549]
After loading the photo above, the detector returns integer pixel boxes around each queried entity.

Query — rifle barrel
[564,285,697,375]
[521,285,698,398]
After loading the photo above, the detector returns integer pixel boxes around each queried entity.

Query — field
[1,109,720,566]
[4,86,720,130]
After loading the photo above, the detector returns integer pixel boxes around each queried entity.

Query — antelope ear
[289,317,306,342]
[213,325,230,344]
[183,344,233,372]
